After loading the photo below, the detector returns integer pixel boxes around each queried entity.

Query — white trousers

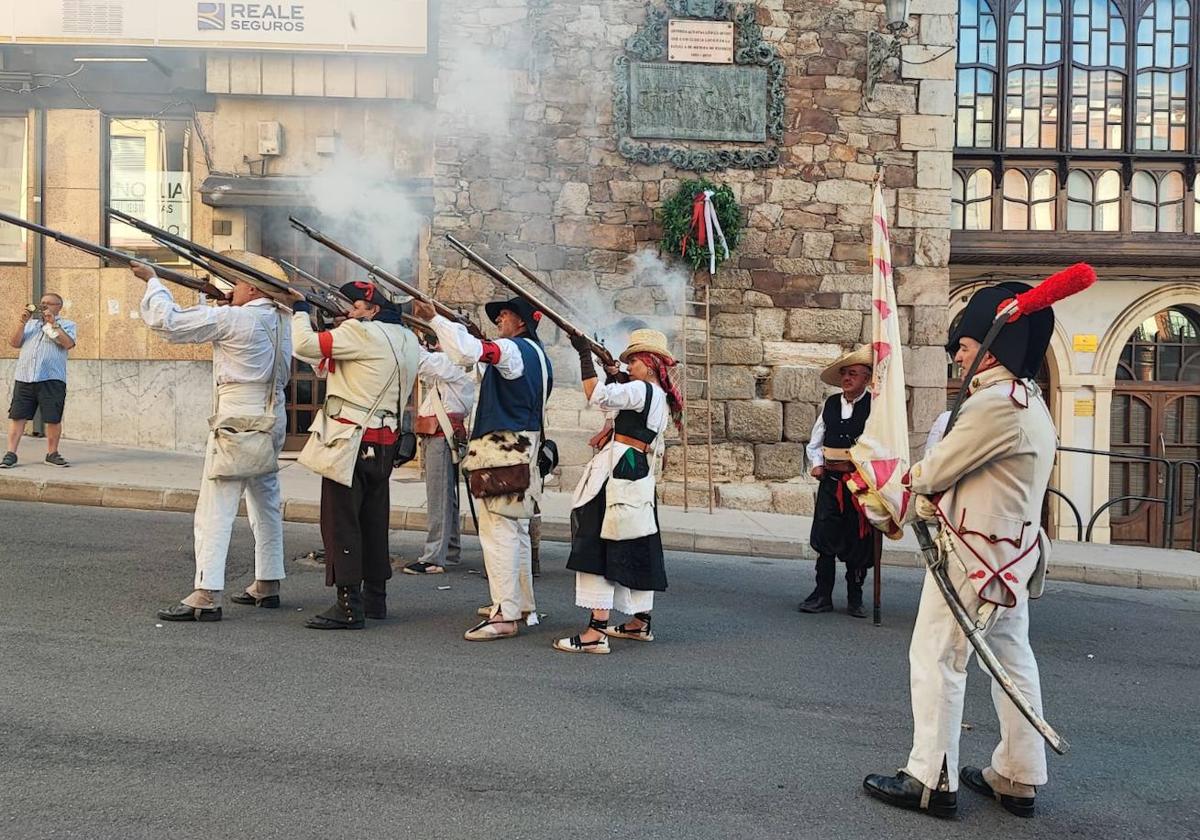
[905,565,1048,792]
[574,572,654,614]
[193,385,287,592]
[476,500,535,621]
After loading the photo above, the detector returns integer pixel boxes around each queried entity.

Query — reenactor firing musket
[445,234,616,367]
[278,258,433,334]
[0,210,226,299]
[288,215,476,333]
[107,207,296,306]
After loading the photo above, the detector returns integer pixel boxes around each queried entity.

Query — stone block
[42,480,104,507]
[755,443,806,480]
[914,228,951,267]
[868,82,917,113]
[787,309,863,343]
[0,477,41,502]
[767,179,817,204]
[915,151,953,190]
[784,401,818,441]
[658,482,714,511]
[45,110,100,190]
[763,342,843,367]
[555,221,634,252]
[905,347,951,387]
[918,79,956,116]
[102,486,165,511]
[910,0,957,11]
[814,178,873,206]
[899,114,954,150]
[261,54,293,96]
[662,442,755,483]
[163,489,200,513]
[708,365,757,400]
[901,44,956,81]
[895,267,948,305]
[206,54,230,94]
[715,482,773,511]
[911,305,949,345]
[711,312,755,338]
[920,13,957,46]
[711,337,764,365]
[771,365,835,403]
[771,482,818,516]
[694,533,755,556]
[755,309,787,340]
[229,54,262,95]
[802,232,835,259]
[728,400,783,443]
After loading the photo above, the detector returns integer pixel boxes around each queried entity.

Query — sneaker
[402,561,444,575]
[0,451,15,469]
[44,452,69,468]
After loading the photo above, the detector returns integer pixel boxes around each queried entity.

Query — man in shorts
[4,294,76,468]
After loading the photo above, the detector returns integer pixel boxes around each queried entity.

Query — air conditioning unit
[258,121,283,156]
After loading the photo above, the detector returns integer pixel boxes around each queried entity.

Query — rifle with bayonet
[0,210,226,299]
[446,234,616,367]
[288,215,476,332]
[107,207,295,304]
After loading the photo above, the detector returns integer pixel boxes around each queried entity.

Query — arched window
[1070,0,1127,149]
[1066,169,1121,229]
[957,0,1000,147]
[1134,0,1190,150]
[1131,170,1185,231]
[1006,0,1065,148]
[951,168,994,229]
[1002,168,1057,229]
[1117,306,1200,381]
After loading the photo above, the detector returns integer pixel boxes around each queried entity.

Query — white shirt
[141,276,291,389]
[418,347,476,417]
[573,379,670,508]
[428,314,526,379]
[805,389,870,468]
[925,410,951,455]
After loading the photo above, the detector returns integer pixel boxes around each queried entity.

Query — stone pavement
[1,437,1197,591]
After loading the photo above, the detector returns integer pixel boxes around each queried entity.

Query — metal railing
[1048,446,1199,552]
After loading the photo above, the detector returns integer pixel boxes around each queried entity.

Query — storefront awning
[199,175,433,211]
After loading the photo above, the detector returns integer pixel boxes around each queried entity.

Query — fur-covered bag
[462,431,535,499]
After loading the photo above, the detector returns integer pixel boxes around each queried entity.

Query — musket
[107,207,294,303]
[505,253,590,325]
[279,258,432,333]
[912,263,1095,757]
[289,215,477,330]
[446,234,616,367]
[0,210,226,299]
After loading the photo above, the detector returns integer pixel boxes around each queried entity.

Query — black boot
[799,555,835,613]
[863,771,957,819]
[305,584,366,630]
[846,564,869,618]
[960,767,1035,818]
[362,580,387,620]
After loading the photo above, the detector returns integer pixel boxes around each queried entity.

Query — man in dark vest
[800,346,874,618]
[412,295,552,642]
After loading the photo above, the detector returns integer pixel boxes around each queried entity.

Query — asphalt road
[1,501,1198,840]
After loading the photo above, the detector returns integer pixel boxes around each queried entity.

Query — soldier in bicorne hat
[800,345,874,618]
[864,281,1057,820]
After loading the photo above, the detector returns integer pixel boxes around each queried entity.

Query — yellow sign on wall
[1073,334,1098,352]
[1074,399,1096,417]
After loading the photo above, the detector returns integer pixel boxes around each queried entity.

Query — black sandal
[553,615,611,654]
[603,612,654,642]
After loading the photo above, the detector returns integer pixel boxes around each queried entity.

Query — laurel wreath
[659,179,742,272]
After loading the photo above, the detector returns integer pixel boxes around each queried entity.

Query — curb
[3,475,1198,592]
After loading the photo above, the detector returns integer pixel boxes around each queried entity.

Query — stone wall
[430,0,954,512]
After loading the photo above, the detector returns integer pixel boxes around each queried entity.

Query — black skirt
[565,481,668,592]
[809,474,873,568]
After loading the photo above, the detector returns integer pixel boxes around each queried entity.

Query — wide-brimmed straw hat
[219,250,290,286]
[620,328,675,364]
[819,345,873,386]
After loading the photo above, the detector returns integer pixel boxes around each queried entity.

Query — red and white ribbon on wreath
[681,189,730,276]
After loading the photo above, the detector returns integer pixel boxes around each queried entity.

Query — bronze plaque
[628,61,768,142]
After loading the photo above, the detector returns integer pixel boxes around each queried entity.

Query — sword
[915,263,1095,757]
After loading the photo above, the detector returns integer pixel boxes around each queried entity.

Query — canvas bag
[600,382,660,541]
[205,310,284,481]
[297,323,401,488]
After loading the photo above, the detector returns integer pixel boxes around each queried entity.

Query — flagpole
[872,156,884,627]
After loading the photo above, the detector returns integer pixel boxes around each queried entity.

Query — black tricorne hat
[484,296,542,340]
[947,282,1053,379]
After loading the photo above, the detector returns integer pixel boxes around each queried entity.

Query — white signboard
[0,0,427,54]
[668,19,734,64]
[110,171,191,248]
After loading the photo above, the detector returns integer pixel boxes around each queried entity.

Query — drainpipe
[30,106,45,435]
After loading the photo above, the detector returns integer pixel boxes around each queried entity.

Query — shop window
[1005,0,1064,148]
[1131,170,1184,231]
[1133,0,1190,151]
[106,118,191,262]
[0,116,28,263]
[1002,168,1056,230]
[951,168,994,229]
[1066,169,1121,230]
[1117,306,1200,381]
[1069,0,1126,149]
[956,0,999,147]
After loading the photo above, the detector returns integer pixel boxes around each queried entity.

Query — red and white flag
[849,181,910,538]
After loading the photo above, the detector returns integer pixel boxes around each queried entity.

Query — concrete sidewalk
[1,438,1197,591]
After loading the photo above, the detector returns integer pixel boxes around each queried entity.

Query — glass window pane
[1004,169,1030,200]
[1161,171,1184,202]
[1160,201,1183,232]
[1004,200,1029,230]
[1096,170,1121,201]
[0,117,29,263]
[1031,200,1055,230]
[1032,169,1056,200]
[1095,198,1120,230]
[1133,201,1157,231]
[1068,200,1092,230]
[107,118,192,261]
[1132,171,1156,201]
[1067,170,1092,200]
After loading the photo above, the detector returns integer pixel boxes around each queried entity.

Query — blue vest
[472,338,553,439]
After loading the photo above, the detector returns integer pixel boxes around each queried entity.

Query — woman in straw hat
[553,328,684,654]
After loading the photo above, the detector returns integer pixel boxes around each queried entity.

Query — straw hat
[620,328,675,364]
[819,345,873,386]
[219,250,289,285]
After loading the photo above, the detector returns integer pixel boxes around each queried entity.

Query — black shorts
[9,380,67,424]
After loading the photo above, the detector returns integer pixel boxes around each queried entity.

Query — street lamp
[866,0,912,99]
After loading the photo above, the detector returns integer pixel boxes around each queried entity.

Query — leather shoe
[157,603,222,622]
[798,591,833,613]
[863,771,957,819]
[230,592,280,608]
[960,766,1035,818]
[847,598,868,618]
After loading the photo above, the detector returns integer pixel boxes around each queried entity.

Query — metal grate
[62,1,124,35]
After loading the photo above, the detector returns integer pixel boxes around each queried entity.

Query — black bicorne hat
[947,281,1053,379]
[484,296,542,340]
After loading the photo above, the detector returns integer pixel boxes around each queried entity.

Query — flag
[848,181,911,538]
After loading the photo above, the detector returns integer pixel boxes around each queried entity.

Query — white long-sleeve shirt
[573,379,670,508]
[805,389,870,468]
[140,276,291,389]
[418,347,476,417]
[428,314,526,379]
